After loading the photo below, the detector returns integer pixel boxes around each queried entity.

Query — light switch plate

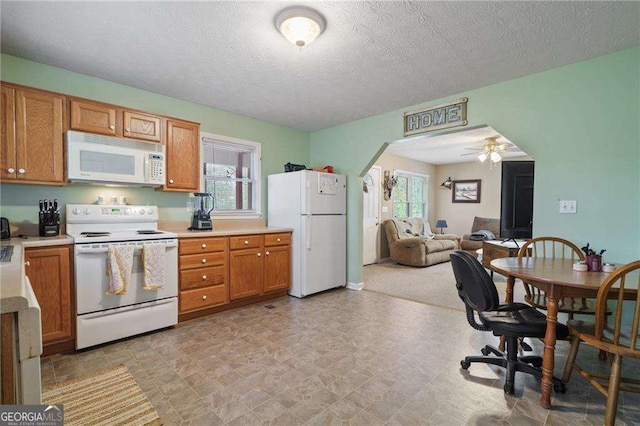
[382,206,388,213]
[559,200,577,214]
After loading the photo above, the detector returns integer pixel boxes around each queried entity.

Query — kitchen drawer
[229,235,263,250]
[180,285,226,313]
[180,252,226,270]
[180,266,226,290]
[265,233,291,247]
[179,237,227,255]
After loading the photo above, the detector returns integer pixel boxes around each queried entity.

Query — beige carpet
[43,365,161,426]
[363,261,527,311]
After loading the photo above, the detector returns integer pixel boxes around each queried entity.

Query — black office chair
[450,250,568,395]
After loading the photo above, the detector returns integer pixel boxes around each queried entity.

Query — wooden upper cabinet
[123,111,161,142]
[70,99,116,136]
[15,89,65,184]
[165,118,200,192]
[0,85,16,180]
[24,245,73,349]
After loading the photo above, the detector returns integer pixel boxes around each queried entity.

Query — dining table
[489,257,637,409]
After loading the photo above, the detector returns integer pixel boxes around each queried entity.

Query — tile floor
[42,289,639,425]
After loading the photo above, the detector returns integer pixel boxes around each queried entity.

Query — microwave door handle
[143,154,149,182]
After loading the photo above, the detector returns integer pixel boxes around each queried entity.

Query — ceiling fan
[461,136,521,163]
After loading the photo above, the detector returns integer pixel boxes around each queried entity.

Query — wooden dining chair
[561,260,640,426]
[518,236,593,318]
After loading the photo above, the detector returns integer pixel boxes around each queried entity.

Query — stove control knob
[147,209,153,215]
[72,208,81,215]
[83,208,92,215]
[139,208,145,215]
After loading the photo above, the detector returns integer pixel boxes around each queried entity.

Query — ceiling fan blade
[460,152,481,156]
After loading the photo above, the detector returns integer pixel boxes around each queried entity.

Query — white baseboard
[346,281,364,291]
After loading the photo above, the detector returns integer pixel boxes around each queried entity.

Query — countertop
[0,235,73,314]
[158,221,292,238]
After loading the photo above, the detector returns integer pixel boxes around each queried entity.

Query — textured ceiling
[1,1,639,132]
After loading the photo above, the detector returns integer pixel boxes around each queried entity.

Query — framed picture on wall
[452,179,481,203]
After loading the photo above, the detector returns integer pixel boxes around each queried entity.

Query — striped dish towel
[143,243,165,290]
[106,245,134,295]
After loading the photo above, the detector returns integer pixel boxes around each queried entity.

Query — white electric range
[66,204,178,349]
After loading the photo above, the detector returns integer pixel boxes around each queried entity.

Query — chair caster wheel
[460,360,470,370]
[481,347,490,356]
[553,383,566,394]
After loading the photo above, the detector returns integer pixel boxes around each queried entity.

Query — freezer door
[302,171,346,215]
[299,215,346,297]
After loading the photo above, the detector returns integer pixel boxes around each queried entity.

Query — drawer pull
[18,168,25,174]
[109,124,115,130]
[7,168,15,174]
[257,253,261,257]
[169,179,174,184]
[202,275,207,280]
[266,251,270,256]
[201,243,207,249]
[277,238,281,242]
[24,261,30,266]
[244,240,248,245]
[201,258,207,264]
[202,295,207,300]
[125,127,130,132]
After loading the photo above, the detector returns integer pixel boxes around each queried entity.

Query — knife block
[39,212,60,237]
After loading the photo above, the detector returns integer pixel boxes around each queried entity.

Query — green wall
[0,54,310,224]
[309,46,640,284]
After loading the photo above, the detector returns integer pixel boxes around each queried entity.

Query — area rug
[363,261,527,311]
[42,365,161,426]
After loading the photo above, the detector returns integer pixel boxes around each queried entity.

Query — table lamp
[436,219,448,234]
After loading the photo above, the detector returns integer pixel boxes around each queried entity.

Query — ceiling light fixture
[275,6,326,47]
[477,137,503,165]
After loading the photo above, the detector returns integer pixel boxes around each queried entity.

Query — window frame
[391,169,430,219]
[200,131,262,219]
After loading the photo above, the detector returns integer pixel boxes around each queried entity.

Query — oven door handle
[76,241,178,254]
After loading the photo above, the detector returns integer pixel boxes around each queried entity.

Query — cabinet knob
[169,179,174,184]
[202,295,207,300]
[7,168,15,174]
[125,128,130,132]
[266,251,270,256]
[257,253,261,257]
[24,261,30,266]
[201,243,207,248]
[202,275,207,280]
[201,258,207,264]
[109,125,115,130]
[244,240,248,245]
[18,168,25,174]
[277,238,281,242]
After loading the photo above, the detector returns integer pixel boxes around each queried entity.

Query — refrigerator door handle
[305,179,311,215]
[306,215,312,250]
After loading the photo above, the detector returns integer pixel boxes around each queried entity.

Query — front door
[362,166,381,265]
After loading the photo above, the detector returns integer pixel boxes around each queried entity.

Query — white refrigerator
[268,170,347,298]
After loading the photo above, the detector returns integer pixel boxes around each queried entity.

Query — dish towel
[106,245,134,295]
[143,243,165,290]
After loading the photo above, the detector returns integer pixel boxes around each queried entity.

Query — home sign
[403,97,468,137]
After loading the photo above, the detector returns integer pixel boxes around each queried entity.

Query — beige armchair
[382,218,458,267]
[460,216,501,253]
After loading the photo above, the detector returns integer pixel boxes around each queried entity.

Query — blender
[189,192,214,230]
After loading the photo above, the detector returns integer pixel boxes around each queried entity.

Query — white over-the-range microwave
[66,130,165,187]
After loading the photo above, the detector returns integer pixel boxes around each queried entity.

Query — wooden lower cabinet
[179,232,291,321]
[24,245,74,353]
[229,247,264,301]
[178,237,228,315]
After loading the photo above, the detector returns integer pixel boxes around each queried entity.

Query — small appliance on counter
[188,192,214,231]
[1,217,10,240]
[39,199,60,237]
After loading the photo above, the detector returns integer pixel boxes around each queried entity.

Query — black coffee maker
[189,193,214,231]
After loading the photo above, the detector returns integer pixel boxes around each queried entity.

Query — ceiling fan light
[275,7,326,47]
[490,151,502,163]
[478,152,488,162]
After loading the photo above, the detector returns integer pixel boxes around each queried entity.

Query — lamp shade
[436,220,448,229]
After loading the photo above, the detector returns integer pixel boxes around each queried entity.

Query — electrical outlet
[559,200,577,214]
